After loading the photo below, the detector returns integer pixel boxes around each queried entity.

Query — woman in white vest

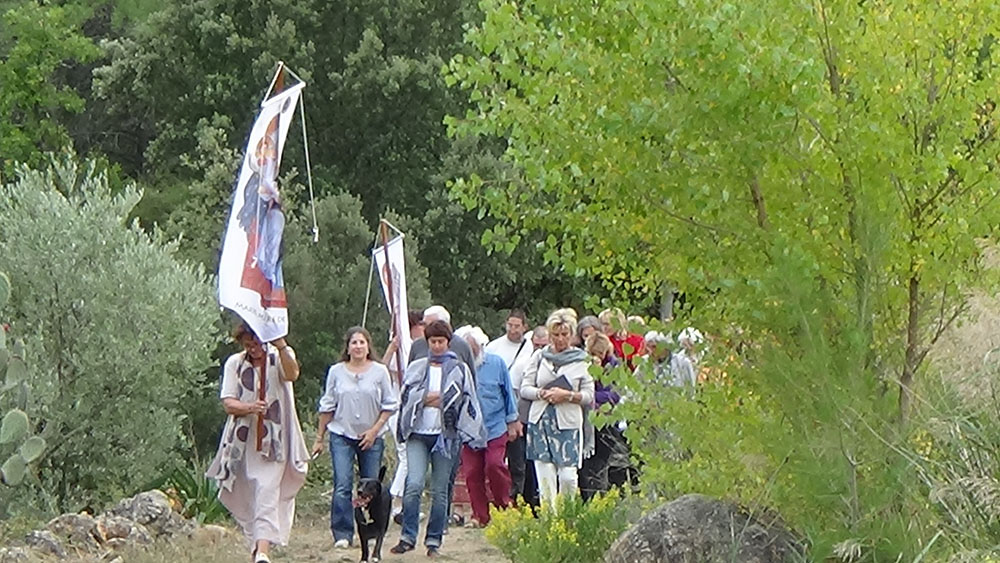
[520,308,595,508]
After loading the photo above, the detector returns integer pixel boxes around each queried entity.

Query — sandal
[390,541,415,554]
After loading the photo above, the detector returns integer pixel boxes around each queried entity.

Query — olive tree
[0,155,218,510]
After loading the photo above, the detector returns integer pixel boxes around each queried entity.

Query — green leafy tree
[133,114,242,268]
[447,0,1000,558]
[448,0,1000,425]
[0,155,218,511]
[92,0,474,219]
[0,1,99,176]
[411,185,600,332]
[92,0,589,334]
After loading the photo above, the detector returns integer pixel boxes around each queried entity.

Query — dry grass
[927,244,1000,405]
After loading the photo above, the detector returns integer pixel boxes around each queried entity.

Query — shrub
[161,462,227,525]
[485,489,635,563]
[0,155,218,511]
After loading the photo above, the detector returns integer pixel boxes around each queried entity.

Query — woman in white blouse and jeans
[312,327,398,548]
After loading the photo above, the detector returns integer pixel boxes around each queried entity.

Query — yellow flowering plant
[485,488,635,563]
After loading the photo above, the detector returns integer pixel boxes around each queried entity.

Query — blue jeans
[329,432,384,543]
[400,433,460,548]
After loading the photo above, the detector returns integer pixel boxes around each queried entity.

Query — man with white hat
[456,325,521,527]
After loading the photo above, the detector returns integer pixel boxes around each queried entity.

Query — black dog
[353,465,391,563]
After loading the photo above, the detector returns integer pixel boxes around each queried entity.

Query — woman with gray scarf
[520,308,595,508]
[391,320,484,557]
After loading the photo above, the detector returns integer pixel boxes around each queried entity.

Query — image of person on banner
[238,112,287,308]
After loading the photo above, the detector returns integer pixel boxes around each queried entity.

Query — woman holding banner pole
[207,322,308,563]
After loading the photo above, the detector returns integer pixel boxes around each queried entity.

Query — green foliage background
[0,157,218,512]
[447,0,1000,559]
[0,0,586,515]
[4,0,1000,559]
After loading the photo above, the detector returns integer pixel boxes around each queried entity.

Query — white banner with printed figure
[373,234,410,378]
[219,83,304,342]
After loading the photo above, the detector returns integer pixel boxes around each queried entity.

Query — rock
[604,494,803,563]
[46,513,102,552]
[95,515,153,547]
[104,538,130,551]
[24,530,67,559]
[0,547,30,562]
[107,490,195,539]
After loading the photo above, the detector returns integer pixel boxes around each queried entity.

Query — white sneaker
[254,553,270,563]
[334,539,350,549]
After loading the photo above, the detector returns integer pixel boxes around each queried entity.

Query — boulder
[46,513,102,552]
[95,515,153,547]
[0,547,30,562]
[107,490,194,539]
[7,490,201,560]
[24,530,66,559]
[604,494,803,563]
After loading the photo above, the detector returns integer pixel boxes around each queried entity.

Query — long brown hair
[340,326,377,362]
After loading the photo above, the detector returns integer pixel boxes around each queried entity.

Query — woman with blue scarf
[521,308,595,509]
[391,320,485,557]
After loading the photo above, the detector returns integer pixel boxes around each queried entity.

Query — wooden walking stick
[256,353,267,452]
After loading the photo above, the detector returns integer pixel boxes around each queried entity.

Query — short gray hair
[577,315,601,342]
[454,325,488,348]
[423,305,451,325]
[644,330,673,346]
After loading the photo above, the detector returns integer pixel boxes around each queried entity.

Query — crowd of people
[208,306,706,562]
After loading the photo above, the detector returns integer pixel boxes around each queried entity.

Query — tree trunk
[899,273,920,423]
[748,177,770,230]
[659,283,674,322]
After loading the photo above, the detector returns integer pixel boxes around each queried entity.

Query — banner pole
[380,220,406,384]
[361,233,377,328]
[260,61,285,106]
[255,66,285,453]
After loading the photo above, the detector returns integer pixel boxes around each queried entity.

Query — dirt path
[275,518,507,563]
[119,506,508,563]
